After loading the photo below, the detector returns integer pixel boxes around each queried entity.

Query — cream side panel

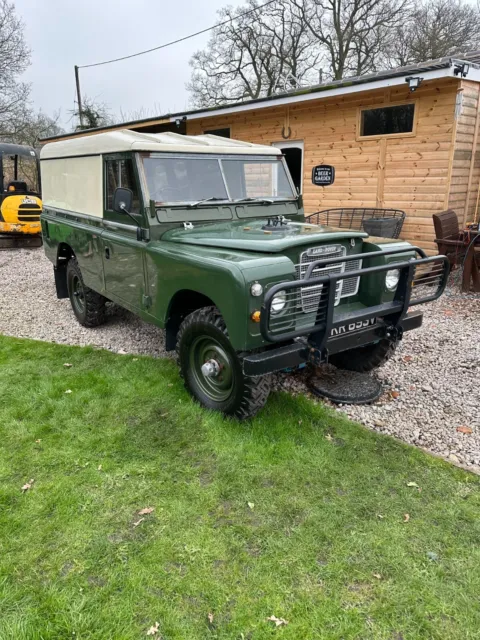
[41,156,103,217]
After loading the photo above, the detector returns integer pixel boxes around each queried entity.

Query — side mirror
[113,187,133,214]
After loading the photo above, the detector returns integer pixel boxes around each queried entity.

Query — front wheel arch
[165,289,219,351]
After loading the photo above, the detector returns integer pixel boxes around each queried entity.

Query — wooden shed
[43,54,480,253]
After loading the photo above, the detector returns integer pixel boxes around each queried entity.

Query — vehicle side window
[105,158,140,213]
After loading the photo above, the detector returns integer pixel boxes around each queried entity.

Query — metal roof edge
[180,65,459,122]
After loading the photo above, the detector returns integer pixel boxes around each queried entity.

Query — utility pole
[74,65,84,129]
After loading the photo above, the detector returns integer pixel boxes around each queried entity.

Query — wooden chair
[432,210,467,267]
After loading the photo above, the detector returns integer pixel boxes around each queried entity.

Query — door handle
[105,246,110,260]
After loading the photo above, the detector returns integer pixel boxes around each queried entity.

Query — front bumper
[243,247,449,377]
[243,311,422,376]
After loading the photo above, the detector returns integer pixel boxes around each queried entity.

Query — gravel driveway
[1,248,479,470]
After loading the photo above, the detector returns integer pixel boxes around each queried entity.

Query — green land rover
[40,130,449,419]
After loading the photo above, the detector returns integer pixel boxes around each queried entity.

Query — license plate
[330,317,377,337]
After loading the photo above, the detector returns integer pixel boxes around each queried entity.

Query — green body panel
[102,225,145,310]
[42,206,412,351]
[40,149,417,353]
[143,242,292,349]
[163,218,368,252]
[42,213,105,292]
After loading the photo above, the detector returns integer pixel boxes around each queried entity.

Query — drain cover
[308,364,382,405]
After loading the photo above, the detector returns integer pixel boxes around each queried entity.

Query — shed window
[105,158,140,212]
[360,104,415,137]
[204,128,231,138]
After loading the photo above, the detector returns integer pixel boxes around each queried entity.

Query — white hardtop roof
[40,129,280,159]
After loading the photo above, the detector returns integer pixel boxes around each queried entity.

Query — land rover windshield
[141,154,296,205]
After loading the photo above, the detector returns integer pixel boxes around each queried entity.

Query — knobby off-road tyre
[66,258,107,327]
[328,339,398,373]
[176,306,271,420]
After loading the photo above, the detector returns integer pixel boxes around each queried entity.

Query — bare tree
[188,0,322,107]
[0,0,31,139]
[71,96,115,131]
[386,0,480,67]
[15,111,64,147]
[119,103,165,123]
[291,0,410,80]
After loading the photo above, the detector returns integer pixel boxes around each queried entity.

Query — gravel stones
[0,249,167,357]
[1,248,479,469]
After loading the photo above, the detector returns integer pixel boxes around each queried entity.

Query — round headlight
[250,282,263,297]
[271,290,287,314]
[385,269,400,291]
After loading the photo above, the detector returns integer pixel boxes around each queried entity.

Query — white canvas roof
[40,129,280,159]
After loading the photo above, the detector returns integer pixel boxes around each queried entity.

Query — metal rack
[306,208,406,239]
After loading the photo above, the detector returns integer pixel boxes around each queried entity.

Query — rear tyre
[329,339,398,373]
[66,258,107,327]
[176,306,271,419]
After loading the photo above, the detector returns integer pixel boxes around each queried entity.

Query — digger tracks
[0,234,43,250]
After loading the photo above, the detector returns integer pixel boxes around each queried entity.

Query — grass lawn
[0,335,479,640]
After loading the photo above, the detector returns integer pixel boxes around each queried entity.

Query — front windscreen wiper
[234,197,275,205]
[187,197,228,208]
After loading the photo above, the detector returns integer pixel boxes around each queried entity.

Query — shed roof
[40,129,280,159]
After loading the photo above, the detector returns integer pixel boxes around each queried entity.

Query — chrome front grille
[295,245,361,313]
[342,257,362,296]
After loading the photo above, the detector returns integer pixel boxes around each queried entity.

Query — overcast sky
[16,0,239,129]
[15,0,479,131]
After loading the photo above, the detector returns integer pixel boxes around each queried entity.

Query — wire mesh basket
[306,208,406,239]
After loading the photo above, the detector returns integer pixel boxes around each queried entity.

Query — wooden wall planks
[187,78,462,252]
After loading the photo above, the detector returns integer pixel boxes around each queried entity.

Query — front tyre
[176,306,271,420]
[329,338,398,373]
[66,258,107,327]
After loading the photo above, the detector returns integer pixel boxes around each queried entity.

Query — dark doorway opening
[279,147,302,193]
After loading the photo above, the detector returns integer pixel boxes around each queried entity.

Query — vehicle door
[101,154,146,311]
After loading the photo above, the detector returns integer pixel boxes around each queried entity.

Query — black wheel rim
[189,336,235,403]
[71,275,85,315]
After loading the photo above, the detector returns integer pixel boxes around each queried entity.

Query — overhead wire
[78,0,278,69]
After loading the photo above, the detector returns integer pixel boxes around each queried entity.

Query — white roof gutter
[171,64,480,123]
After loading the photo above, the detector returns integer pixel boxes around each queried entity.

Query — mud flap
[54,264,69,299]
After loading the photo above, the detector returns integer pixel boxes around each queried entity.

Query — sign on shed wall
[312,165,335,186]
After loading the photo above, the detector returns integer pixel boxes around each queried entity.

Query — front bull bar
[260,249,450,357]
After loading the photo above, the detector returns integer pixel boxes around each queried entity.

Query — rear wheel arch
[57,242,76,266]
[53,243,76,299]
[165,290,219,352]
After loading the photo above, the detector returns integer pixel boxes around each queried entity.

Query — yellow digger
[0,143,42,248]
